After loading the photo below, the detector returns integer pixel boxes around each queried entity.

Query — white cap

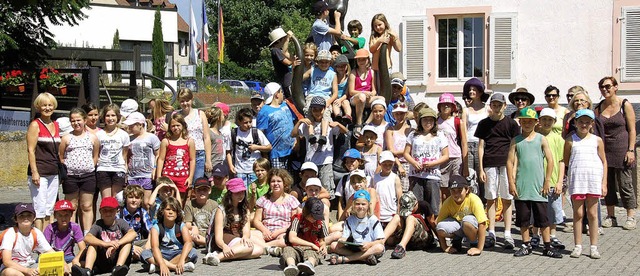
[123,112,146,125]
[361,125,377,136]
[349,169,366,179]
[301,162,319,173]
[370,98,387,110]
[264,82,281,105]
[391,101,408,113]
[56,117,72,136]
[305,177,322,188]
[539,108,557,119]
[379,150,395,163]
[120,99,139,118]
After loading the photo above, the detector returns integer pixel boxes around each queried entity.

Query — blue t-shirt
[256,103,295,159]
[153,222,185,250]
[384,88,414,125]
[312,19,334,51]
[309,67,336,98]
[341,215,384,244]
[337,76,348,98]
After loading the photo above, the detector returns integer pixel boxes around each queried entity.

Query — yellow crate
[38,251,65,276]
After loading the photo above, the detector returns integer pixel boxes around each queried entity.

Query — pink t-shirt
[256,194,300,232]
[437,117,461,158]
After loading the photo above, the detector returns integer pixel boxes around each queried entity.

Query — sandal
[365,254,378,265]
[352,124,363,139]
[329,254,346,265]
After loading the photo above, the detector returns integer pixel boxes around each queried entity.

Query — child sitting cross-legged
[281,197,329,276]
[116,185,152,261]
[140,197,198,274]
[383,192,436,260]
[184,177,218,248]
[44,200,87,274]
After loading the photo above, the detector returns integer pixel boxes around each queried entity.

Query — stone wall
[0,132,28,187]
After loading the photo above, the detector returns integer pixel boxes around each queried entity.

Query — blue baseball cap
[353,190,371,202]
[575,109,595,120]
[342,148,362,160]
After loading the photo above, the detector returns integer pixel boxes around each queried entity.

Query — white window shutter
[489,13,517,84]
[402,16,428,86]
[622,7,640,82]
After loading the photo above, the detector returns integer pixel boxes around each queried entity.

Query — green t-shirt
[515,133,546,202]
[342,36,366,53]
[209,186,227,204]
[248,180,269,202]
[543,131,564,188]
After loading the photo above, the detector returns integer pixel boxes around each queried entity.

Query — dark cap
[334,54,349,65]
[306,197,325,220]
[449,175,469,189]
[490,93,506,104]
[194,177,211,188]
[14,203,35,216]
[313,1,329,14]
[310,96,326,108]
[211,163,229,177]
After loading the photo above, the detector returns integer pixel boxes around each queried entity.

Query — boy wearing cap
[373,151,403,224]
[1,203,54,276]
[116,185,152,260]
[76,197,137,276]
[474,93,520,249]
[209,163,229,204]
[436,175,487,256]
[311,1,344,52]
[269,28,298,98]
[384,192,436,259]
[45,200,87,273]
[507,107,562,258]
[184,177,218,248]
[124,111,161,205]
[290,162,331,207]
[257,82,296,170]
[303,50,339,123]
[282,197,329,275]
[385,73,415,125]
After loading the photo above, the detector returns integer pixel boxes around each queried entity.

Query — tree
[151,8,165,88]
[0,0,90,70]
[112,29,121,82]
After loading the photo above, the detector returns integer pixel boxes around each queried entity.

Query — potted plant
[39,67,67,95]
[1,70,26,93]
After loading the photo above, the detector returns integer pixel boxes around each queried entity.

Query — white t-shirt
[128,133,161,179]
[299,122,340,165]
[335,175,372,204]
[406,131,448,180]
[96,128,130,172]
[233,128,270,174]
[373,172,399,223]
[1,228,52,267]
[341,215,384,244]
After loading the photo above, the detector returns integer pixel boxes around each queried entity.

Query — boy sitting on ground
[383,192,436,259]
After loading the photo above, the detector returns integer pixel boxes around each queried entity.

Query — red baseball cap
[54,200,75,211]
[100,197,119,209]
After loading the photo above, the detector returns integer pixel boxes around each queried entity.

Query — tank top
[64,133,95,175]
[514,133,545,202]
[373,172,398,223]
[209,129,226,166]
[366,121,387,148]
[162,140,191,192]
[437,117,461,158]
[552,106,568,135]
[567,134,604,196]
[466,108,488,143]
[353,69,373,95]
[185,110,205,151]
[598,103,630,168]
[391,129,408,163]
[30,119,60,176]
[337,76,348,98]
[362,149,378,178]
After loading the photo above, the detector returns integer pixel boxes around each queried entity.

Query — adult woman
[461,78,490,178]
[252,169,300,248]
[594,76,637,230]
[177,88,212,183]
[561,91,604,139]
[27,92,61,230]
[508,87,535,122]
[543,85,569,134]
[566,85,584,107]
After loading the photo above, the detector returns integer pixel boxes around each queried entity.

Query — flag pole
[201,0,204,79]
[217,0,221,84]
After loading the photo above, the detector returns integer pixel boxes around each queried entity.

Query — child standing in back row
[565,109,607,259]
[157,113,196,204]
[369,14,402,84]
[507,107,562,258]
[125,112,160,206]
[437,93,469,202]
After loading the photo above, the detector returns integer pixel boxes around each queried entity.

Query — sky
[170,0,210,42]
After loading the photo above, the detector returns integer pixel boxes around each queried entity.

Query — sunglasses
[599,84,613,90]
[545,94,559,99]
[566,93,574,99]
[514,97,529,102]
[393,103,407,109]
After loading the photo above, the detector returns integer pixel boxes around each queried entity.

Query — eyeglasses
[545,94,559,99]
[599,84,613,90]
[514,97,528,102]
[573,99,588,104]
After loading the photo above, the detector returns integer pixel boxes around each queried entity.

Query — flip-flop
[365,254,378,265]
[352,124,362,138]
[329,254,346,265]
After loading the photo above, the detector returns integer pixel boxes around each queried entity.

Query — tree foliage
[152,8,165,88]
[202,0,315,82]
[0,0,90,70]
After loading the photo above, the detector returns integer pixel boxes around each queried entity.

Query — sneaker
[599,227,604,235]
[503,236,515,250]
[341,115,353,126]
[148,264,156,274]
[570,246,582,258]
[111,265,129,276]
[72,265,91,276]
[484,235,495,248]
[267,246,282,257]
[451,237,463,252]
[297,261,316,275]
[623,218,637,230]
[183,262,196,272]
[514,245,532,257]
[204,252,220,266]
[590,246,601,259]
[390,244,406,259]
[543,248,563,258]
[308,135,318,144]
[317,135,327,146]
[602,216,617,228]
[283,265,299,276]
[530,236,540,248]
[550,237,566,250]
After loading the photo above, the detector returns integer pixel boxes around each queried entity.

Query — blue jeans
[237,173,257,189]
[193,150,206,185]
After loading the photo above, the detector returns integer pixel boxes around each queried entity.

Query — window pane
[439,49,448,77]
[464,18,472,47]
[474,48,483,77]
[438,19,447,46]
[464,48,472,77]
[448,19,457,47]
[474,17,484,46]
[448,49,457,77]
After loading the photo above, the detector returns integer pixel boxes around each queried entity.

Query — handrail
[141,73,177,104]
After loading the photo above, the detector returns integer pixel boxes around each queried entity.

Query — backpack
[230,127,264,164]
[339,174,350,207]
[0,227,38,260]
[454,116,462,148]
[157,223,184,246]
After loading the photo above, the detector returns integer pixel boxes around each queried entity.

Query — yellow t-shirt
[543,131,564,188]
[436,193,488,224]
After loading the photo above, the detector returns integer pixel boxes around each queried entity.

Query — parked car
[220,79,251,94]
[244,81,265,93]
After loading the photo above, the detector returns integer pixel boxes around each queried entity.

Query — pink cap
[437,93,457,112]
[226,177,246,193]
[214,102,230,116]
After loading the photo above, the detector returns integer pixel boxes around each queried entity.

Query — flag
[201,0,210,62]
[189,4,198,64]
[218,4,224,63]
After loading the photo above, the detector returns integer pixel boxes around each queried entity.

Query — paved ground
[2,187,639,275]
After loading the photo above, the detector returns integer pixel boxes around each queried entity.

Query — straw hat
[268,28,287,47]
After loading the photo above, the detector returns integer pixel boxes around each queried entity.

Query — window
[621,6,640,82]
[437,16,484,80]
[120,41,174,78]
